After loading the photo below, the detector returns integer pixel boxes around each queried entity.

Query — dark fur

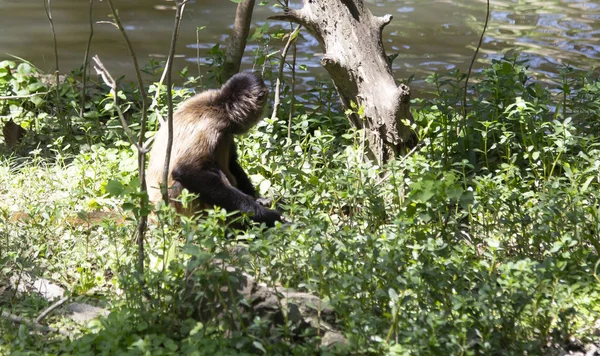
[146,72,282,227]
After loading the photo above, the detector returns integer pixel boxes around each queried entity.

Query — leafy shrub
[1,56,599,355]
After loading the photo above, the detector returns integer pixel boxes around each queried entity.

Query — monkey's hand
[253,205,284,227]
[255,197,273,207]
[173,165,284,227]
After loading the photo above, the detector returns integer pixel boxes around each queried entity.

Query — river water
[0,0,598,94]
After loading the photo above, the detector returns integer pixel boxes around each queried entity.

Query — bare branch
[35,296,69,324]
[0,92,49,100]
[375,142,423,187]
[462,0,490,119]
[375,14,393,30]
[103,0,154,276]
[161,0,188,204]
[1,310,72,337]
[43,0,67,132]
[288,28,298,140]
[268,8,306,25]
[151,1,189,127]
[80,0,95,117]
[271,26,301,121]
[92,55,140,150]
[105,0,148,111]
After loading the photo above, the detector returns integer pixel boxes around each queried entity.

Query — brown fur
[3,119,26,149]
[146,72,269,219]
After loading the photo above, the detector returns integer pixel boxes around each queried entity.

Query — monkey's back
[146,91,224,213]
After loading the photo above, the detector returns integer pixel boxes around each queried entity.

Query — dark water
[0,0,598,94]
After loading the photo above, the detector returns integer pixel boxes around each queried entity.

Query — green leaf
[105,180,125,196]
[388,288,399,302]
[258,179,272,196]
[252,341,266,353]
[581,176,594,192]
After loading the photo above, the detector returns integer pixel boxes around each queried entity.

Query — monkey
[145,72,283,227]
[2,119,26,149]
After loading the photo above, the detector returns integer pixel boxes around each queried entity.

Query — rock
[9,272,65,301]
[229,267,347,348]
[65,303,109,324]
[322,331,348,348]
[584,342,599,356]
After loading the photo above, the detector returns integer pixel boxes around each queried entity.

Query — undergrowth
[1,55,599,355]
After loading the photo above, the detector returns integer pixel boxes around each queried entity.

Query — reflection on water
[0,0,597,94]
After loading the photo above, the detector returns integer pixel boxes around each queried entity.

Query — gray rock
[322,331,348,348]
[9,272,65,301]
[65,303,109,324]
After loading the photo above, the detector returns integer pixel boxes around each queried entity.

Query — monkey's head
[217,72,269,134]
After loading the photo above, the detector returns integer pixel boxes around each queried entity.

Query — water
[0,0,598,95]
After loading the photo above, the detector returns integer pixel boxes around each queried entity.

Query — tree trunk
[223,0,256,81]
[270,0,417,165]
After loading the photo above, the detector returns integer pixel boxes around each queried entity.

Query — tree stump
[271,0,417,165]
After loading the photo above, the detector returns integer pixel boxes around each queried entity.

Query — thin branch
[80,0,95,117]
[35,296,69,323]
[104,0,154,276]
[268,8,305,25]
[151,1,188,128]
[161,0,188,204]
[374,142,423,187]
[43,0,67,132]
[92,55,140,150]
[0,92,49,100]
[271,25,301,121]
[287,30,297,140]
[375,14,393,30]
[1,310,72,337]
[105,0,148,112]
[462,0,490,118]
[196,27,203,86]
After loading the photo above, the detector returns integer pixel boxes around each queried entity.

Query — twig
[374,142,422,187]
[35,296,69,323]
[43,0,67,132]
[196,27,203,87]
[152,1,188,127]
[287,23,298,140]
[271,25,301,121]
[92,55,140,150]
[462,0,490,118]
[104,0,155,275]
[80,0,95,117]
[161,0,188,204]
[105,0,148,116]
[0,92,49,100]
[1,310,72,336]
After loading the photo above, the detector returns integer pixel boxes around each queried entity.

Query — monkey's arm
[172,163,282,227]
[229,157,257,197]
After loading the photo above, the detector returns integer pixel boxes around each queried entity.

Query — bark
[223,0,256,81]
[270,0,417,164]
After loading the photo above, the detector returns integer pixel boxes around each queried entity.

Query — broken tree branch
[1,310,73,337]
[35,296,69,324]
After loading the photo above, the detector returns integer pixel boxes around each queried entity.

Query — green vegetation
[1,54,599,355]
